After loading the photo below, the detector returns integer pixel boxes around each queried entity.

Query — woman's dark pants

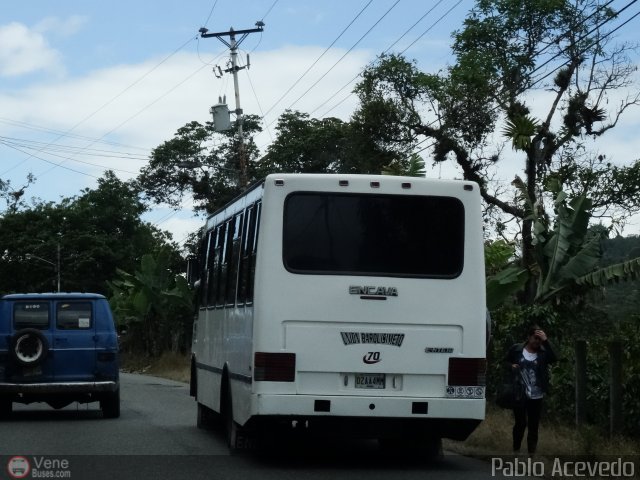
[513,398,543,453]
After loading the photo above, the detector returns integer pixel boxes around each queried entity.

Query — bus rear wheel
[222,387,252,452]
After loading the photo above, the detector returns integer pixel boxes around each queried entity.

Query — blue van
[0,293,120,418]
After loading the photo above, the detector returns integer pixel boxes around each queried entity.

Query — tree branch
[414,124,524,218]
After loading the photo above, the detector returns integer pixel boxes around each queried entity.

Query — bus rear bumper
[251,394,484,440]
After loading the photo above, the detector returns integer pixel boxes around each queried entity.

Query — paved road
[0,373,510,479]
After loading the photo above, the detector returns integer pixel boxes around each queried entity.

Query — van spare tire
[10,329,49,367]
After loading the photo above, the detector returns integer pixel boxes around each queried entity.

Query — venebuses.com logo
[6,455,72,478]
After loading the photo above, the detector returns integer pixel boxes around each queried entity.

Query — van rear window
[283,192,465,278]
[14,302,50,329]
[57,303,93,330]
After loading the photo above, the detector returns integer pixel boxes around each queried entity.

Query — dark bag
[496,381,525,409]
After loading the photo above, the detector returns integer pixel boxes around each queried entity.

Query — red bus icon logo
[7,456,31,479]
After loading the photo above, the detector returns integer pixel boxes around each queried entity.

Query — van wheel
[0,398,11,419]
[11,329,49,367]
[196,402,221,429]
[101,388,120,419]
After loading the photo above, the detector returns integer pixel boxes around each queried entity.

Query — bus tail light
[254,352,296,382]
[448,358,486,386]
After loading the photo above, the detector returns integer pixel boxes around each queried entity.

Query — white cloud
[2,42,638,238]
[0,45,371,239]
[0,22,62,77]
[35,15,88,38]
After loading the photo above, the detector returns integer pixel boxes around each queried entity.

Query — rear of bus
[248,174,486,442]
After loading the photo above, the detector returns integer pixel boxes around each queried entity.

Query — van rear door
[8,300,55,380]
[53,301,97,382]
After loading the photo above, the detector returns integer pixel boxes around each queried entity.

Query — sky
[1,0,639,248]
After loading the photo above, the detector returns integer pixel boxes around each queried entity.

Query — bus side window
[226,212,243,306]
[206,230,216,307]
[215,223,227,308]
[247,201,261,304]
[223,217,236,307]
[198,234,211,307]
[199,236,209,308]
[237,205,253,305]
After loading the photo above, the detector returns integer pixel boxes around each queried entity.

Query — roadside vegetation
[120,351,190,384]
[445,405,640,458]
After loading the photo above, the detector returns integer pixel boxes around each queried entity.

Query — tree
[259,110,408,176]
[138,109,418,216]
[355,0,640,305]
[0,174,35,213]
[137,116,263,215]
[0,171,177,295]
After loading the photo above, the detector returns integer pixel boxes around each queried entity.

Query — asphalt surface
[0,373,511,479]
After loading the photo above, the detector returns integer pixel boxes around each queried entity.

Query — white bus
[189,173,487,453]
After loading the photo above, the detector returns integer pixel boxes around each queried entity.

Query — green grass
[445,404,640,458]
[120,351,190,383]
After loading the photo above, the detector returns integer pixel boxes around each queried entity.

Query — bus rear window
[283,193,465,277]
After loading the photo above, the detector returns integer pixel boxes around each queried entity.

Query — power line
[261,0,279,21]
[318,1,636,181]
[410,1,640,171]
[203,0,220,27]
[36,52,227,179]
[0,118,149,151]
[310,0,453,118]
[242,61,274,142]
[382,0,446,54]
[271,0,401,126]
[1,142,99,179]
[246,0,279,54]
[9,5,231,179]
[6,35,199,177]
[261,0,374,119]
[399,0,463,55]
[529,0,639,85]
[0,136,148,160]
[0,140,140,175]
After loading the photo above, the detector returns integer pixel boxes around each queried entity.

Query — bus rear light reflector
[448,358,486,386]
[254,352,296,382]
[412,402,428,414]
[314,400,330,412]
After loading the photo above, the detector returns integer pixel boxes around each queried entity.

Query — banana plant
[109,248,192,355]
[486,184,639,309]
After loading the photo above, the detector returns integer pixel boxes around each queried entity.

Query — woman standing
[505,326,557,454]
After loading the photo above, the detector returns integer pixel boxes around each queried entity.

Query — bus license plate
[355,373,385,389]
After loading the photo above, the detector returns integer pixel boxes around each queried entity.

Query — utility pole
[199,22,264,188]
[56,241,61,293]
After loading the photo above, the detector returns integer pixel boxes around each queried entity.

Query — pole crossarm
[199,27,264,49]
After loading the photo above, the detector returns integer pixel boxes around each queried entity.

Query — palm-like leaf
[502,115,539,150]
